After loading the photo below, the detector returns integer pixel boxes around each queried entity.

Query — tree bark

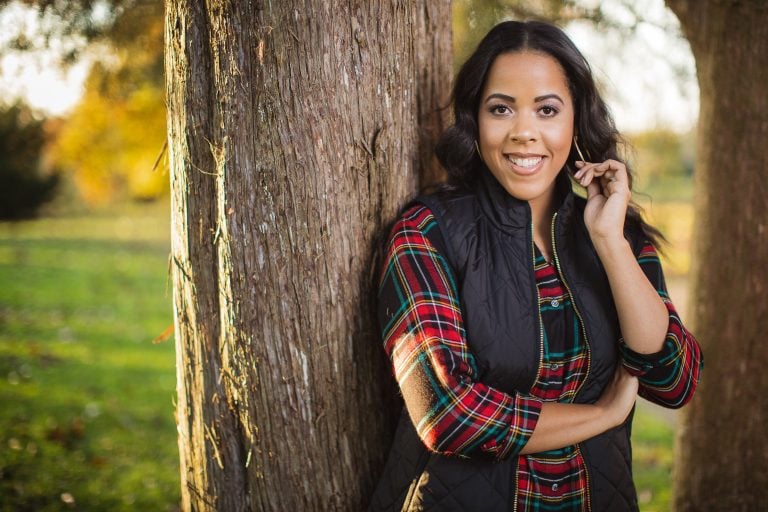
[665,1,768,509]
[165,1,451,510]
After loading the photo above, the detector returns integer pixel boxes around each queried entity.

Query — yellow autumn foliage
[44,2,166,206]
[47,62,167,205]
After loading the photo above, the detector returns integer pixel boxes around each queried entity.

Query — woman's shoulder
[386,202,453,266]
[413,182,480,223]
[387,184,478,266]
[392,202,438,232]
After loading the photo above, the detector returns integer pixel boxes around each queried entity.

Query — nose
[509,115,537,143]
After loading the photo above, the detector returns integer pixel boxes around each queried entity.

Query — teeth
[508,156,542,168]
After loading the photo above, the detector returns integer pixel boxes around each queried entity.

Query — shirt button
[551,363,560,371]
[552,483,559,492]
[551,299,560,308]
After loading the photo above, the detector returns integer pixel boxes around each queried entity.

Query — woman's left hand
[574,159,631,244]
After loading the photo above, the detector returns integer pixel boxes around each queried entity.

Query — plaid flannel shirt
[379,205,702,510]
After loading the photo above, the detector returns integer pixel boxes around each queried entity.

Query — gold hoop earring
[475,140,482,158]
[573,135,588,162]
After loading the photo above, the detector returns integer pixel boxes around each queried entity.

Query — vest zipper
[550,212,593,511]
[514,221,546,512]
[549,213,592,399]
[530,220,546,402]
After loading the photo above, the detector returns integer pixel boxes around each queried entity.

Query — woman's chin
[489,168,560,205]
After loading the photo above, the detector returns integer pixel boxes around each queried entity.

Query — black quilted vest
[369,170,641,512]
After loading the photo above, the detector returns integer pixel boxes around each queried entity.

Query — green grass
[0,200,683,511]
[633,401,676,511]
[0,201,179,511]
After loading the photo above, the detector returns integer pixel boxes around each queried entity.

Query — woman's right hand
[595,365,639,427]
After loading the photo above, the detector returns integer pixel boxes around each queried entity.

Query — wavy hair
[435,20,663,246]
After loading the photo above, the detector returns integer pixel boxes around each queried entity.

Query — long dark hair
[435,20,664,246]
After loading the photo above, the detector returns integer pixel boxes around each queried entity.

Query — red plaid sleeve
[619,242,703,408]
[379,205,542,461]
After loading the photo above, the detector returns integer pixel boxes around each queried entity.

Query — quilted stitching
[582,427,638,512]
[406,455,511,511]
[371,177,641,511]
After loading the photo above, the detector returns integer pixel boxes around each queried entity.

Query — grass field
[0,201,179,511]
[0,200,687,511]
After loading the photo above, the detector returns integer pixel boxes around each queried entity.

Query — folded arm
[380,206,542,460]
[609,241,703,408]
[380,206,636,460]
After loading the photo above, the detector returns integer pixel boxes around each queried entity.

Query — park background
[1,1,700,510]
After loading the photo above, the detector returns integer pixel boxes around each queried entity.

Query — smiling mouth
[508,156,543,167]
[505,155,544,174]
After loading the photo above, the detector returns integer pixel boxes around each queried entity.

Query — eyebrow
[484,93,565,104]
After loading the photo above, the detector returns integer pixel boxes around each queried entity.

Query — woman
[369,20,702,512]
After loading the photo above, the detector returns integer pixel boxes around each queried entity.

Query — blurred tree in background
[453,0,602,67]
[629,128,695,201]
[631,129,693,182]
[667,1,768,508]
[46,11,166,204]
[3,0,690,209]
[1,0,165,206]
[12,0,756,510]
[0,101,59,219]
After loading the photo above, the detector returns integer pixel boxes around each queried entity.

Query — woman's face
[477,51,574,214]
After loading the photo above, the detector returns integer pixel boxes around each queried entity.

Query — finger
[576,164,599,187]
[588,163,628,197]
[573,160,596,179]
[575,161,623,187]
[579,169,594,188]
[590,160,627,181]
[586,179,602,200]
[600,172,617,197]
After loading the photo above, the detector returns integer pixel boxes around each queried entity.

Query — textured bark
[665,1,768,509]
[165,1,451,510]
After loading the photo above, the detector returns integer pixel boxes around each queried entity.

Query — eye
[539,105,559,117]
[489,104,511,115]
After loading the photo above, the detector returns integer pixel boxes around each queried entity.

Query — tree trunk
[665,1,768,509]
[165,1,451,510]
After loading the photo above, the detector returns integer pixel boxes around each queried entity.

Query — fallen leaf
[152,324,174,344]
